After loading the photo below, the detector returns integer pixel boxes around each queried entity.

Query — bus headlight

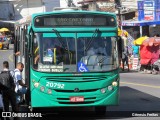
[34,82,39,88]
[112,81,118,87]
[100,88,106,94]
[108,86,113,91]
[40,86,45,92]
[47,89,52,94]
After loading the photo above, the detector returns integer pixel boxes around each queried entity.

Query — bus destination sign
[34,14,116,27]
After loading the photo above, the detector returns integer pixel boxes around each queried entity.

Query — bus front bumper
[31,87,119,107]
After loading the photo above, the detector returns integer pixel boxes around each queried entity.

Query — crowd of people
[0,61,27,120]
[120,33,160,74]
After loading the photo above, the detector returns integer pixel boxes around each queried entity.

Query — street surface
[0,44,160,120]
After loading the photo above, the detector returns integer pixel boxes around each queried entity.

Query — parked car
[0,36,9,49]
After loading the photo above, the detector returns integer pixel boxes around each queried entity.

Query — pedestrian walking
[14,62,27,111]
[0,61,18,120]
[122,46,129,71]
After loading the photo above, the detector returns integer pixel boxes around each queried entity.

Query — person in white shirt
[14,62,27,110]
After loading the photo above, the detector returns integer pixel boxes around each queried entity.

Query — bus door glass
[77,32,118,72]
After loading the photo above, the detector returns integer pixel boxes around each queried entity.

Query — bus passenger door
[25,26,33,105]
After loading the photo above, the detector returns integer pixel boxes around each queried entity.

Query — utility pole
[68,0,76,7]
[118,7,122,29]
[89,0,98,11]
[115,0,122,28]
[68,0,72,7]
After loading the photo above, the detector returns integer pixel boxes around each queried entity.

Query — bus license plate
[70,96,84,102]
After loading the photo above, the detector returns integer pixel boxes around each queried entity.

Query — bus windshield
[32,33,118,72]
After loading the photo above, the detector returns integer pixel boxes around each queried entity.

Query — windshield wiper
[52,29,68,50]
[85,28,99,52]
[52,29,72,64]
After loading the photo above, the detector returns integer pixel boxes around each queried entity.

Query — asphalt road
[0,44,14,70]
[0,44,160,120]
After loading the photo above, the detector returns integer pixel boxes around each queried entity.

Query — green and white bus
[14,9,120,114]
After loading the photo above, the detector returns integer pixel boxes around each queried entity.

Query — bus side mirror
[27,26,33,57]
[27,26,32,34]
[27,26,32,44]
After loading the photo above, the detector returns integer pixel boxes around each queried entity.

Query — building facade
[0,0,138,29]
[0,0,81,29]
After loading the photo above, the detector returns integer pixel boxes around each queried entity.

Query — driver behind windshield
[87,41,107,56]
[81,41,109,66]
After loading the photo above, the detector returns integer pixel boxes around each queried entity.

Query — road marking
[121,82,160,89]
[9,54,13,62]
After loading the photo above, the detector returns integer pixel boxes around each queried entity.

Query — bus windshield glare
[33,33,118,72]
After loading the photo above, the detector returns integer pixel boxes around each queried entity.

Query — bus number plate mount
[70,96,84,102]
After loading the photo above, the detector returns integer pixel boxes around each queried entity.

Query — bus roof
[15,10,116,26]
[31,10,116,18]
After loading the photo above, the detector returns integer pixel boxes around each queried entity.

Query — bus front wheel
[95,106,106,115]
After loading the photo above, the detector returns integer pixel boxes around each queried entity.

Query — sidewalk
[119,67,160,75]
[119,68,138,73]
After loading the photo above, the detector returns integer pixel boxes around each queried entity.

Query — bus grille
[44,75,108,82]
[54,89,98,93]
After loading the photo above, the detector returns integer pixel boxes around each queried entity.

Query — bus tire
[95,106,106,115]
